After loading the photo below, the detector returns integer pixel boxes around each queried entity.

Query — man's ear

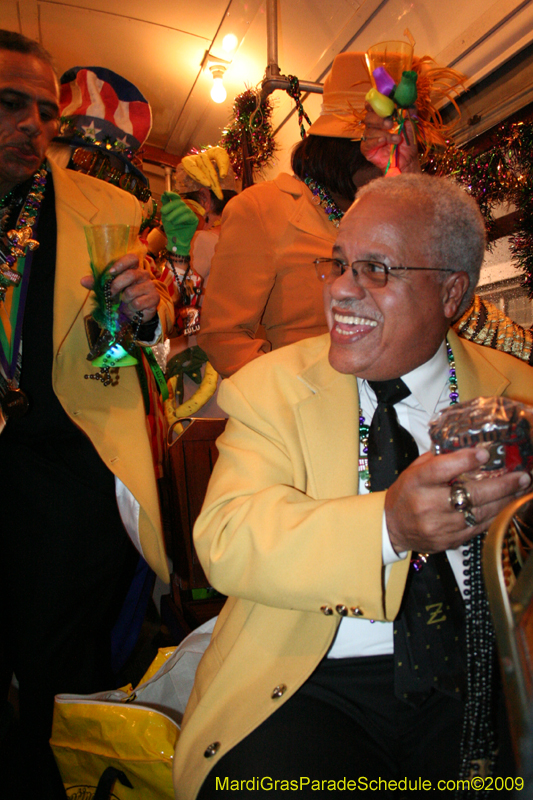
[441,271,470,320]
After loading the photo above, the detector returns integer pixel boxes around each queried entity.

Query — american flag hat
[59,66,152,151]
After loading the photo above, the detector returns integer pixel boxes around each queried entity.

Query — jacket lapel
[448,328,511,400]
[49,159,100,350]
[294,347,361,499]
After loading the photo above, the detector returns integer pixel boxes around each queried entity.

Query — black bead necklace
[456,533,497,796]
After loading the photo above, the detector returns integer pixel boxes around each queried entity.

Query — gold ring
[449,483,477,527]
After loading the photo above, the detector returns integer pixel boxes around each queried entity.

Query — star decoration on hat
[81,121,102,140]
[114,135,131,152]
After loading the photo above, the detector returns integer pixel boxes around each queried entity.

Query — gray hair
[355,173,486,317]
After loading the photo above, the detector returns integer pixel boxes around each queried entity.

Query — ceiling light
[209,64,227,104]
[222,33,238,53]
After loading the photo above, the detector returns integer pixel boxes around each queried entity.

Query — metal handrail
[483,490,533,764]
[261,0,324,103]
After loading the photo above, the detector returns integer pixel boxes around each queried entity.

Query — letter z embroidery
[426,602,447,625]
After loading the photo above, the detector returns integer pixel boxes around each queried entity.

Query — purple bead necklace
[303,175,344,227]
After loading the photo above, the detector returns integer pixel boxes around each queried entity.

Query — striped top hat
[59,66,152,152]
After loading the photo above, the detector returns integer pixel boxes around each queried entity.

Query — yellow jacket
[173,329,533,798]
[47,159,173,581]
[198,173,335,377]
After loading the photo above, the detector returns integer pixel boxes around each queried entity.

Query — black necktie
[367,379,418,492]
[366,379,466,706]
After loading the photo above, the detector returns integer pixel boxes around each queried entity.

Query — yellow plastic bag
[51,618,216,798]
[51,696,178,798]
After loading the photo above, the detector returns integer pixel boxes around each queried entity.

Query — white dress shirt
[329,340,467,658]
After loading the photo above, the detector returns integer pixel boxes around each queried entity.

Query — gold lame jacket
[173,328,533,798]
[42,158,173,581]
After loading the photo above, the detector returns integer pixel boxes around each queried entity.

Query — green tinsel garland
[422,119,533,297]
[219,89,277,179]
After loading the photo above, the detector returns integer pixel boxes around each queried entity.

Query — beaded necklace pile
[358,338,496,791]
[304,175,344,227]
[0,164,47,302]
[0,165,48,422]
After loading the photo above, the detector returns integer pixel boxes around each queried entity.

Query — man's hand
[81,253,159,322]
[360,103,421,175]
[385,447,532,554]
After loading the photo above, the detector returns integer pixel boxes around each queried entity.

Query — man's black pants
[198,654,516,798]
[0,439,138,799]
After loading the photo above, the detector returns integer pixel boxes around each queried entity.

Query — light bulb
[210,77,227,103]
[209,64,227,104]
[222,33,238,53]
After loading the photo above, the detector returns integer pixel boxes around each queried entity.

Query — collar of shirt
[401,339,449,417]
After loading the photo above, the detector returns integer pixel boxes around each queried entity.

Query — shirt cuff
[382,510,409,565]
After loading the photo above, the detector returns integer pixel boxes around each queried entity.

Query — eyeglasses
[313,258,455,289]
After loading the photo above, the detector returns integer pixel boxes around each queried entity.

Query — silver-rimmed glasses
[313,258,455,288]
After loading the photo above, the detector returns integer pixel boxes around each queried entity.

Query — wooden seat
[160,417,227,636]
[483,490,533,768]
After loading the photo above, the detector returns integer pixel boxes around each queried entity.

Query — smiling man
[325,187,472,381]
[0,30,173,798]
[174,174,533,799]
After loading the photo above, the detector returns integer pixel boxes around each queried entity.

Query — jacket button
[271,684,287,699]
[336,605,348,616]
[204,742,220,758]
[320,605,333,615]
[351,606,364,617]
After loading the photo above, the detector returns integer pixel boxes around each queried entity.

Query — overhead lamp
[209,64,227,104]
[222,33,238,53]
